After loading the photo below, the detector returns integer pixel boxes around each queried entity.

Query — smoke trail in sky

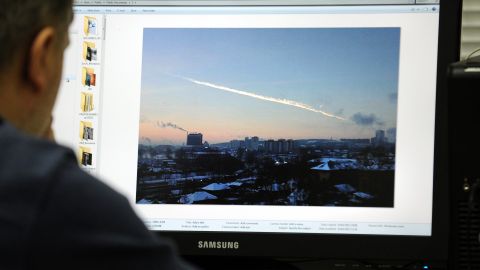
[157,121,189,133]
[180,76,346,121]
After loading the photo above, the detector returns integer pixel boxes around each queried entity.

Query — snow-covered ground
[202,183,231,191]
[178,191,218,204]
[311,158,358,171]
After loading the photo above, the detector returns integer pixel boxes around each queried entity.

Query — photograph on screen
[79,146,93,167]
[80,92,94,112]
[136,28,400,207]
[82,41,97,62]
[84,16,98,36]
[80,121,94,141]
[82,67,96,87]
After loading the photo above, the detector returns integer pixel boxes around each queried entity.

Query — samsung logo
[198,241,240,250]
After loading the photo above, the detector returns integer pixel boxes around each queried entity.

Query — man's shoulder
[0,121,123,221]
[0,121,98,252]
[0,122,77,183]
[0,123,196,270]
[0,121,144,246]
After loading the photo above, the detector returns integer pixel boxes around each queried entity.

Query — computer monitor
[54,0,461,267]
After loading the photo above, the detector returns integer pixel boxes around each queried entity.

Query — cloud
[350,112,385,127]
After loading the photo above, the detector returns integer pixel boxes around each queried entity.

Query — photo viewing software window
[54,1,440,236]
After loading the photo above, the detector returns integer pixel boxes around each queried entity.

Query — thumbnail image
[137,28,401,207]
[84,16,97,36]
[80,121,94,141]
[82,67,96,87]
[82,41,97,62]
[79,146,93,167]
[80,92,94,112]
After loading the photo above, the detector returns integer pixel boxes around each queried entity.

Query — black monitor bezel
[76,0,462,262]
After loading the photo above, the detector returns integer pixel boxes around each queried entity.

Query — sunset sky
[139,28,400,145]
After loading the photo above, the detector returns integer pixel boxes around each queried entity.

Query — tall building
[278,139,287,153]
[243,136,261,150]
[265,140,275,153]
[387,128,397,143]
[287,139,295,152]
[252,136,260,150]
[371,130,386,145]
[187,133,203,146]
[245,137,252,150]
[376,130,386,143]
[264,139,295,154]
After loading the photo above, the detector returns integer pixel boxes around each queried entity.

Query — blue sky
[139,28,400,145]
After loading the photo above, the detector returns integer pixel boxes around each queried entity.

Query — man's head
[0,0,73,137]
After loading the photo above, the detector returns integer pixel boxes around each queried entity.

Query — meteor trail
[181,76,346,121]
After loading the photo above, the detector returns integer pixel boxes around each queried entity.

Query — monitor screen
[53,0,459,262]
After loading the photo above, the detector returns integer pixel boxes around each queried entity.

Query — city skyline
[140,128,394,147]
[139,28,400,145]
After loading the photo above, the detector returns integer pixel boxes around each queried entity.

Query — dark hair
[0,0,73,70]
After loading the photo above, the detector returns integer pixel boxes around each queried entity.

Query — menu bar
[74,0,441,6]
[73,5,439,14]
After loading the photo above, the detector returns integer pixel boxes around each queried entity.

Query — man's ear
[27,27,56,94]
